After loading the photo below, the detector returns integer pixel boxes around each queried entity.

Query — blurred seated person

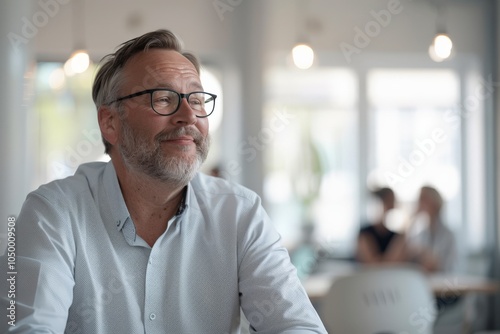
[356,187,407,264]
[406,186,458,273]
[407,189,462,327]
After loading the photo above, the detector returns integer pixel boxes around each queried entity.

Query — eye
[153,92,174,105]
[189,98,202,105]
[189,93,208,106]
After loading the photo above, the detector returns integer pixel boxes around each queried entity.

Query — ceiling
[32,0,488,66]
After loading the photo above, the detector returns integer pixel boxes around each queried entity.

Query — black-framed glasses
[108,89,217,117]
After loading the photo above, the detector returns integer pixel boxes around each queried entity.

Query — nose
[170,97,197,125]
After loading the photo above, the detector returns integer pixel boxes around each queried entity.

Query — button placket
[144,247,163,332]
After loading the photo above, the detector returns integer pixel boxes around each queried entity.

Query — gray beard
[118,119,210,187]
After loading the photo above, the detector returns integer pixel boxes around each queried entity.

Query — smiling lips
[163,136,194,145]
[155,126,203,147]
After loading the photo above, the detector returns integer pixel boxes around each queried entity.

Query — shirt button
[149,313,156,320]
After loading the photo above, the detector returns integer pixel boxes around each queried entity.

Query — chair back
[320,266,436,334]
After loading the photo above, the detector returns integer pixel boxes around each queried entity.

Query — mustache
[154,126,204,145]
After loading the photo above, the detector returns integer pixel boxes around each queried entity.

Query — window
[263,68,358,253]
[264,65,486,258]
[367,69,462,235]
[34,62,105,186]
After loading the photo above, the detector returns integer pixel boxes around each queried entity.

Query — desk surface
[428,274,499,296]
[304,272,499,301]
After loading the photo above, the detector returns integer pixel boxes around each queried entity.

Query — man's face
[115,49,210,184]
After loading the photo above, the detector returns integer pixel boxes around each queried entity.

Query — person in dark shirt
[356,187,406,264]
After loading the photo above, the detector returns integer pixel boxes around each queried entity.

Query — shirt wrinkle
[4,161,327,334]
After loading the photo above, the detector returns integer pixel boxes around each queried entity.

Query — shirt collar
[175,186,188,216]
[103,162,131,231]
[103,162,193,231]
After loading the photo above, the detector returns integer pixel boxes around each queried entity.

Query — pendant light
[64,0,90,75]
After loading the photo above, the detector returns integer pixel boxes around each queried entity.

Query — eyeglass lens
[152,90,215,116]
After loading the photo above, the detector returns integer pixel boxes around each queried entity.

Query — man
[1,30,326,333]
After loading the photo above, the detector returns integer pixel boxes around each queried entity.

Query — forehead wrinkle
[125,50,198,76]
[154,82,204,92]
[149,64,200,84]
[122,52,202,92]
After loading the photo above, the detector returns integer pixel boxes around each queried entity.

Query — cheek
[121,117,159,143]
[196,118,210,136]
[137,112,166,133]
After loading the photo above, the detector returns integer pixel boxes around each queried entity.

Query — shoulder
[33,161,108,197]
[187,173,267,234]
[190,172,260,204]
[359,224,375,234]
[437,221,456,241]
[27,161,108,206]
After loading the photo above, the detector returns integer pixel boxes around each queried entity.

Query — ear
[98,106,120,147]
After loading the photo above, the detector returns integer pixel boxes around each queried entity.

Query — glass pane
[34,62,107,186]
[367,69,462,237]
[264,68,358,255]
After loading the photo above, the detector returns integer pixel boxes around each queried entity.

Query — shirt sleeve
[237,197,327,334]
[1,192,76,333]
[438,226,458,273]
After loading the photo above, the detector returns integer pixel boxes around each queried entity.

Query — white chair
[320,265,436,334]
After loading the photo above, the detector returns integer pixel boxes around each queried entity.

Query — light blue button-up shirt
[1,162,326,333]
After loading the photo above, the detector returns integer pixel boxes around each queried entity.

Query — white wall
[34,0,487,61]
[264,0,485,56]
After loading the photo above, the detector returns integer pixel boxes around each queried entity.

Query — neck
[112,157,188,246]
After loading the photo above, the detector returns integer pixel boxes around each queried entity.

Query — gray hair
[92,29,201,154]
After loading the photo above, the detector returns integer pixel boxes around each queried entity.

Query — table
[428,274,499,296]
[304,272,499,302]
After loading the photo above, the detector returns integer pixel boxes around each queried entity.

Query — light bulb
[292,43,314,69]
[429,33,453,62]
[64,50,90,75]
[434,34,452,58]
